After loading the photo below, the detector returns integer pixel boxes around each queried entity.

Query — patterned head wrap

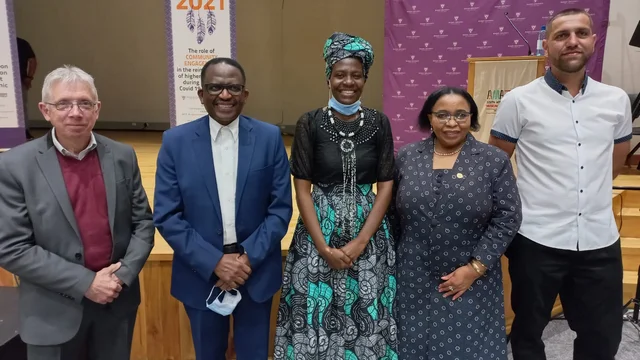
[323,32,374,79]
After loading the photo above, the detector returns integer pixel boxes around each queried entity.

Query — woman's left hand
[438,264,481,301]
[340,238,368,263]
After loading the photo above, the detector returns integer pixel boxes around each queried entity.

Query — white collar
[209,116,240,142]
[51,128,98,161]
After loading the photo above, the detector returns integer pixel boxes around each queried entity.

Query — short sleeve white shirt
[491,71,632,251]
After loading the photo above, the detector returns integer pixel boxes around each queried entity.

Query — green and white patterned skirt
[274,183,398,360]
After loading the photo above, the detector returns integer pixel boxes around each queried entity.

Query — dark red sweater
[57,150,113,271]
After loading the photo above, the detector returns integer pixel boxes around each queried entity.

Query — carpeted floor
[507,311,640,360]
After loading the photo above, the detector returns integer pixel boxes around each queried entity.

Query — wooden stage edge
[0,130,638,360]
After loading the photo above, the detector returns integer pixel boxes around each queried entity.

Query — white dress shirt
[51,128,97,160]
[209,116,239,245]
[491,72,632,251]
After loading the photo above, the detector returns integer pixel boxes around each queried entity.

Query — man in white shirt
[153,58,292,359]
[490,8,632,360]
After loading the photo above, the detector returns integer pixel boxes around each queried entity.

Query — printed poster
[472,59,539,143]
[0,0,25,149]
[165,0,235,127]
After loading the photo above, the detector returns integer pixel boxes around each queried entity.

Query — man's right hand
[85,262,123,304]
[213,254,251,289]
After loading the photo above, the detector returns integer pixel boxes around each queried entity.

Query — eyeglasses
[203,83,245,96]
[45,100,97,112]
[431,111,472,123]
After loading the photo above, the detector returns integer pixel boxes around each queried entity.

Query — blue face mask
[328,96,361,116]
[205,286,242,316]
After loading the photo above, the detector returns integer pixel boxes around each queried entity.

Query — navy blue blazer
[153,115,293,309]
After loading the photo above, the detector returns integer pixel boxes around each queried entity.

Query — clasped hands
[437,263,484,301]
[319,237,368,270]
[85,262,124,304]
[214,254,252,291]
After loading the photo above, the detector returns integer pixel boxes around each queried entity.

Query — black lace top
[289,107,395,184]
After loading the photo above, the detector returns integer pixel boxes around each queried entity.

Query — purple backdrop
[384,0,611,149]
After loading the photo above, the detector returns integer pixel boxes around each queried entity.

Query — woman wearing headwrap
[274,32,397,359]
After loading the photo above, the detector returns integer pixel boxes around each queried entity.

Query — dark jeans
[506,234,623,360]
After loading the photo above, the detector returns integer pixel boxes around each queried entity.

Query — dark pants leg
[232,288,273,360]
[184,303,231,360]
[184,288,273,360]
[560,240,623,360]
[507,234,570,360]
[87,302,138,360]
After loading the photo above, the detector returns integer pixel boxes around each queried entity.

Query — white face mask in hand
[206,286,242,316]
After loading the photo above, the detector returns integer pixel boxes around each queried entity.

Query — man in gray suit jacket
[0,65,154,360]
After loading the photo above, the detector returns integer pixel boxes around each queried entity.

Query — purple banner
[0,127,26,149]
[384,0,611,149]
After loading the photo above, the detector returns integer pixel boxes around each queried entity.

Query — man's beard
[552,53,589,73]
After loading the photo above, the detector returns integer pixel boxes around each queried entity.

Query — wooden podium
[466,56,563,333]
[467,56,546,143]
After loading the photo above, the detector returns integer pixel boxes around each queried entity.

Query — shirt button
[575,121,578,124]
[578,143,581,146]
[580,190,583,193]
[579,213,582,216]
[572,100,575,103]
[580,166,584,169]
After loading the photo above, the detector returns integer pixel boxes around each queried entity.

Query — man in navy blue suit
[153,57,293,359]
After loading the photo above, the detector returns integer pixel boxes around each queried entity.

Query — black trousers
[506,234,623,360]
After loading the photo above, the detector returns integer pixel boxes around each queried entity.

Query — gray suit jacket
[0,132,154,346]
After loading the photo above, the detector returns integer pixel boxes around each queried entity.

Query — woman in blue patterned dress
[274,32,398,360]
[391,87,522,360]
